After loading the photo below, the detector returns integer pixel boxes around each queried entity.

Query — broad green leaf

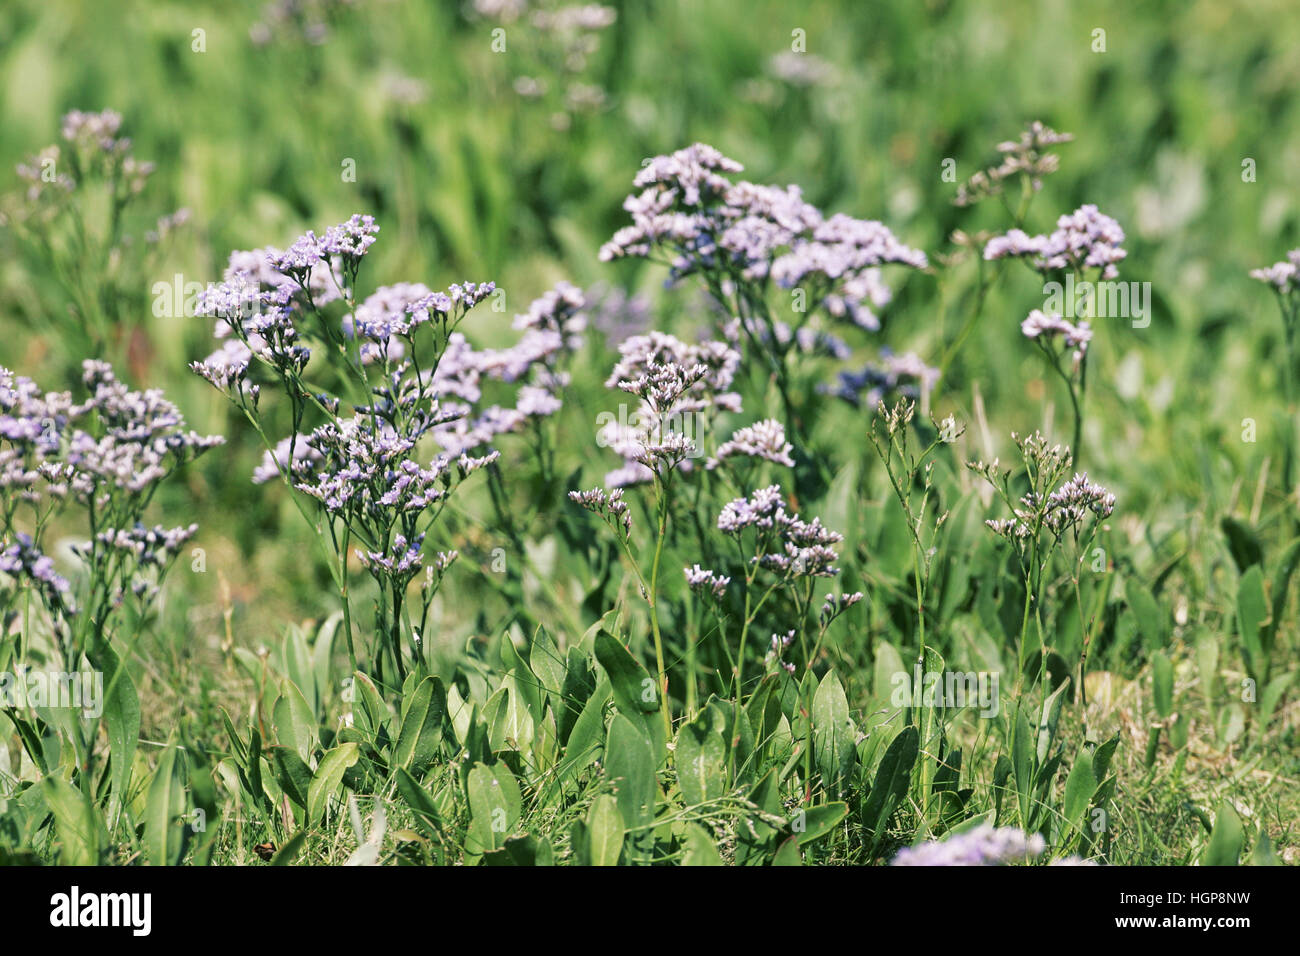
[307,742,359,827]
[395,767,443,840]
[771,835,802,865]
[99,645,140,806]
[587,793,624,866]
[145,742,189,865]
[793,801,849,845]
[861,725,918,844]
[394,675,446,774]
[270,832,307,865]
[1126,579,1166,651]
[812,670,855,798]
[42,776,103,865]
[273,679,318,763]
[1012,705,1033,828]
[1202,801,1244,866]
[680,822,723,865]
[1236,565,1269,682]
[1063,749,1097,832]
[675,708,726,806]
[594,628,659,716]
[467,762,522,854]
[604,714,656,833]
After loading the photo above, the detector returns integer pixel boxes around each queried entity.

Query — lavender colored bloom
[0,533,72,603]
[96,523,198,569]
[710,418,795,469]
[253,435,324,485]
[569,486,633,536]
[891,825,1046,866]
[819,590,864,628]
[683,564,730,599]
[985,205,1127,280]
[1250,249,1300,293]
[717,484,844,578]
[1021,309,1092,364]
[359,533,425,585]
[828,350,938,409]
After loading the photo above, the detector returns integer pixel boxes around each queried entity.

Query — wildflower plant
[0,360,220,838]
[867,397,965,812]
[945,123,1128,464]
[191,215,576,690]
[2,110,188,364]
[1249,249,1300,498]
[601,143,928,469]
[969,432,1115,684]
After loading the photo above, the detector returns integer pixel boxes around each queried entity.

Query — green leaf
[680,822,724,865]
[271,747,312,811]
[1202,802,1245,866]
[307,742,359,827]
[675,707,726,806]
[771,834,802,866]
[1236,565,1269,682]
[604,714,656,846]
[273,679,318,762]
[594,628,659,716]
[586,793,624,866]
[1012,704,1034,828]
[483,833,554,866]
[1036,677,1071,763]
[1125,579,1166,651]
[562,680,610,779]
[270,832,308,865]
[1221,516,1263,572]
[42,776,103,865]
[394,767,443,840]
[98,644,140,807]
[812,670,856,798]
[1151,651,1175,718]
[145,742,189,865]
[349,671,388,745]
[467,762,522,855]
[1249,830,1281,866]
[861,725,918,845]
[793,801,849,845]
[1063,749,1097,832]
[394,676,446,774]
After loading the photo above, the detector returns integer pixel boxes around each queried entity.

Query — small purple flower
[891,825,1046,866]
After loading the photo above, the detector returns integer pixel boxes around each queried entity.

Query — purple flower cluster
[568,486,633,539]
[1250,249,1300,294]
[955,121,1073,207]
[683,563,730,598]
[986,470,1115,541]
[716,484,845,577]
[597,330,742,487]
[828,350,939,409]
[709,418,794,469]
[1,361,220,625]
[1,533,72,608]
[985,204,1127,280]
[600,143,926,330]
[891,824,1046,866]
[2,361,222,504]
[1021,309,1093,363]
